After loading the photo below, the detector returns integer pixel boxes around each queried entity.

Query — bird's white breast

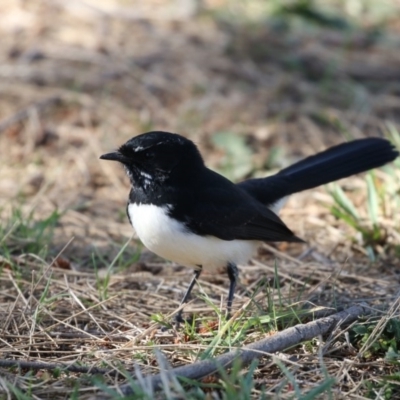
[127,203,258,270]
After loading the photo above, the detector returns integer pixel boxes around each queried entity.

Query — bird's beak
[100,151,129,164]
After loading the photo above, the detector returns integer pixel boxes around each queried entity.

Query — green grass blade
[366,173,379,226]
[329,184,359,220]
[301,377,336,400]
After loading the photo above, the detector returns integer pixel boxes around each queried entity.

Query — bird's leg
[175,267,202,325]
[226,263,238,320]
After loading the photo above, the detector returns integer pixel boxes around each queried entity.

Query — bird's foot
[174,311,185,328]
[159,312,194,331]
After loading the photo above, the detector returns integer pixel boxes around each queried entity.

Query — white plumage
[127,203,259,271]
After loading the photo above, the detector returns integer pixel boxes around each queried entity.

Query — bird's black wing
[168,171,303,243]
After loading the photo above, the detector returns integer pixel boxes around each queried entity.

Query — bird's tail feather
[238,138,398,206]
[278,137,398,192]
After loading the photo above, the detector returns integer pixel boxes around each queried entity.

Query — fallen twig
[119,303,371,396]
[46,331,130,341]
[0,359,119,376]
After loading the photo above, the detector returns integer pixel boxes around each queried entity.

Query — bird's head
[100,131,204,188]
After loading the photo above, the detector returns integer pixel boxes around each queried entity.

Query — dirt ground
[1,0,400,398]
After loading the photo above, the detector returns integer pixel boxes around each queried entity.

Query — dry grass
[1,0,400,398]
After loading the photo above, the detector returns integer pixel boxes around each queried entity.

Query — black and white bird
[100,132,398,323]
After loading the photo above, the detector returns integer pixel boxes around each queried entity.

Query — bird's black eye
[144,151,154,160]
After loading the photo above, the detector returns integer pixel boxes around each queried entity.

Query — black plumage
[100,132,398,324]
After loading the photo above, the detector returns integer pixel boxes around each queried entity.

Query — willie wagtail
[100,132,398,323]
